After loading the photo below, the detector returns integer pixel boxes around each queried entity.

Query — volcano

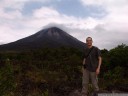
[0,27,85,51]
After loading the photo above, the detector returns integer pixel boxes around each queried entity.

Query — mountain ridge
[0,27,86,51]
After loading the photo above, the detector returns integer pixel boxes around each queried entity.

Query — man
[81,37,102,96]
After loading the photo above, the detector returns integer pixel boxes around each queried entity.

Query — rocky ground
[68,89,127,96]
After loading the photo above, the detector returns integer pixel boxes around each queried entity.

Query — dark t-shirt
[83,46,101,72]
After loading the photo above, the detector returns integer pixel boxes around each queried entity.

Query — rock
[68,89,82,96]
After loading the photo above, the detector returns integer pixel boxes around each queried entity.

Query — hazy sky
[0,0,128,49]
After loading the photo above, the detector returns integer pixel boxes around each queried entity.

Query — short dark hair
[86,37,92,41]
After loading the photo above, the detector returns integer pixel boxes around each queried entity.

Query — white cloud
[21,6,102,31]
[33,7,60,18]
[80,0,128,49]
[0,0,52,12]
[0,0,53,44]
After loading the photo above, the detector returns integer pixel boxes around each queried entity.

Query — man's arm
[96,56,102,75]
[97,56,102,70]
[83,58,86,65]
[82,58,86,71]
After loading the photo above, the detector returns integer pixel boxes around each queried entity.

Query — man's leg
[90,72,99,96]
[81,68,89,96]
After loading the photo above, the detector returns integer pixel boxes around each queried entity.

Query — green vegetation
[0,44,128,96]
[100,44,128,91]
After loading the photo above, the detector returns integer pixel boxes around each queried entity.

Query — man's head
[86,37,93,47]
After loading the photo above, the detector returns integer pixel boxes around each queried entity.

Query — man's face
[86,38,93,46]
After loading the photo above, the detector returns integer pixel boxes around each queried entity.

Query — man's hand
[96,68,100,75]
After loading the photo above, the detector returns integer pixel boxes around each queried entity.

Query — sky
[0,0,128,50]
